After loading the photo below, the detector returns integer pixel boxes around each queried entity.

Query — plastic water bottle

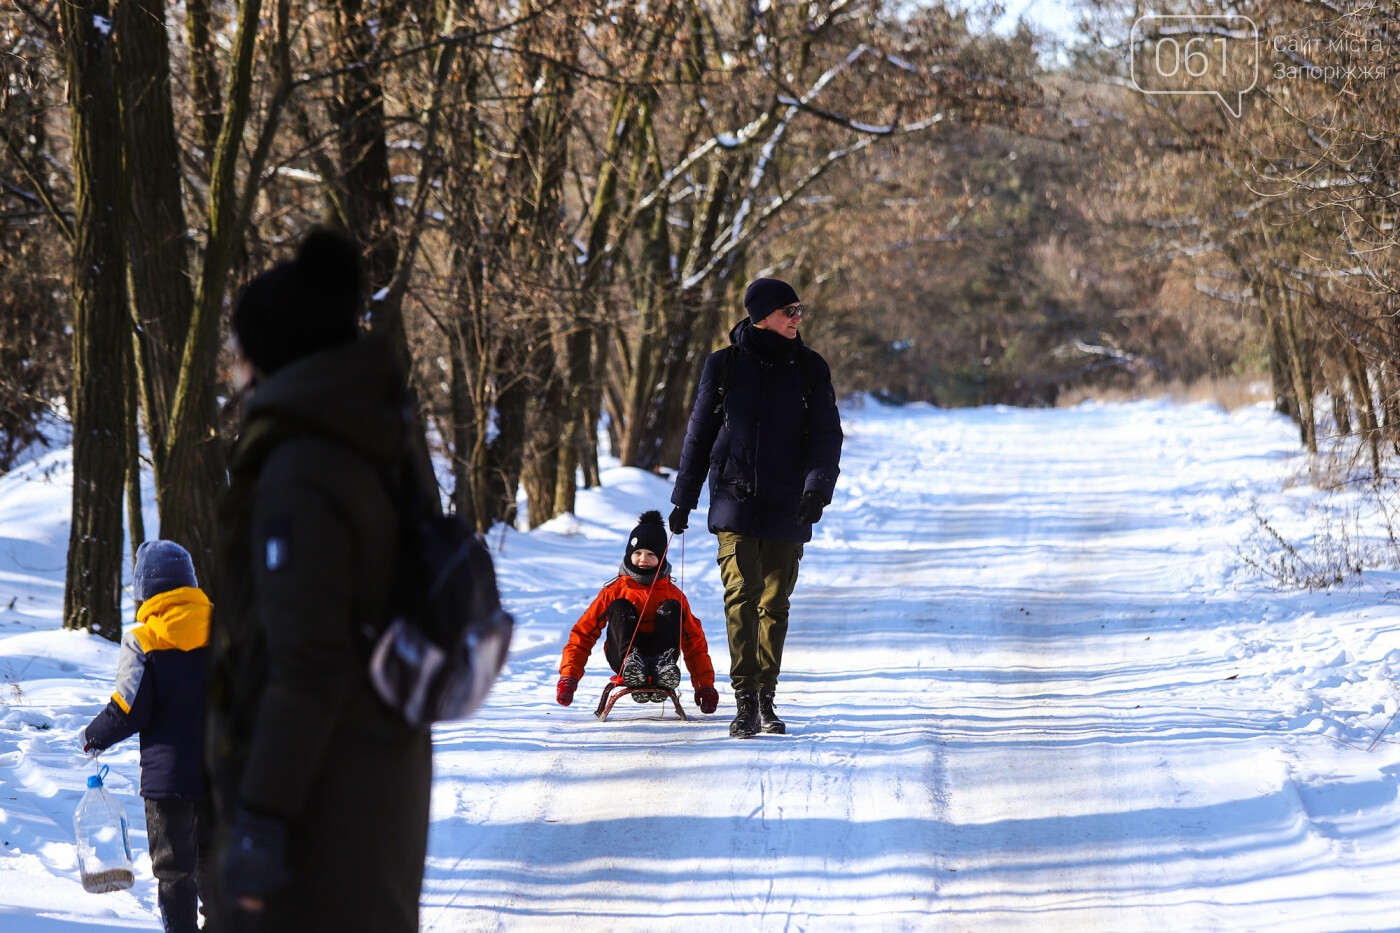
[73,764,134,893]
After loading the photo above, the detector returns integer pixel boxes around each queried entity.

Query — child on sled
[556,511,720,714]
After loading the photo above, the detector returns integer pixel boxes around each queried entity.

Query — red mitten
[694,685,719,715]
[556,676,578,706]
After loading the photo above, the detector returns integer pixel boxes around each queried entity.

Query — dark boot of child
[653,648,681,692]
[730,689,760,738]
[758,688,785,734]
[621,650,651,702]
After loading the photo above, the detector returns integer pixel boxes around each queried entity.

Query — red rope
[678,533,686,646]
[619,531,676,666]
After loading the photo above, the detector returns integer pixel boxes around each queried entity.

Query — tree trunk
[447,225,493,533]
[334,0,403,351]
[581,330,603,487]
[1263,305,1296,419]
[184,0,223,177]
[448,346,478,531]
[166,0,282,605]
[119,0,226,583]
[658,277,733,468]
[120,0,192,467]
[1383,368,1400,448]
[1346,342,1381,481]
[629,152,738,470]
[60,0,129,641]
[125,336,145,565]
[509,43,573,525]
[621,200,671,466]
[523,362,563,530]
[1276,282,1317,454]
[637,317,694,471]
[445,279,481,531]
[487,344,529,530]
[554,88,634,510]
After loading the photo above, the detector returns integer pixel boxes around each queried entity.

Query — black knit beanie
[232,227,364,375]
[625,510,668,568]
[743,277,800,325]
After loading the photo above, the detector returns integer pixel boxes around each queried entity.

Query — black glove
[797,491,825,525]
[223,807,291,908]
[668,506,689,535]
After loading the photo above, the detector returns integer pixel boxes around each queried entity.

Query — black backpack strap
[711,345,739,422]
[794,346,828,410]
[714,343,823,414]
[796,347,813,409]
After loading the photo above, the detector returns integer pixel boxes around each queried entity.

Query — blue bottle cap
[87,775,102,788]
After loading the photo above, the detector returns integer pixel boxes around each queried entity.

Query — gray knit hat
[133,540,198,602]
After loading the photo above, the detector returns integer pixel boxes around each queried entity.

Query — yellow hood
[134,586,212,652]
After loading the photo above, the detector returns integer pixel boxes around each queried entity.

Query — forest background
[3,0,1397,639]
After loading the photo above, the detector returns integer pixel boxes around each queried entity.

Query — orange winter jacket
[559,573,715,689]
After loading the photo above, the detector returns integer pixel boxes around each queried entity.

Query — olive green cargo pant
[716,532,803,692]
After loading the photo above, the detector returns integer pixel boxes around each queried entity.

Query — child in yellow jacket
[81,540,211,933]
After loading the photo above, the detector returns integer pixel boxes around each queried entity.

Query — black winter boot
[653,648,682,691]
[729,690,760,738]
[758,688,786,734]
[621,650,648,689]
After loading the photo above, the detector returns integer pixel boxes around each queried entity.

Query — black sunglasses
[782,304,805,320]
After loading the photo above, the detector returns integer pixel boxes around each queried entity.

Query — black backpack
[367,439,514,730]
[239,413,514,730]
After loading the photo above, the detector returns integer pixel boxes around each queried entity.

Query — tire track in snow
[918,403,1360,931]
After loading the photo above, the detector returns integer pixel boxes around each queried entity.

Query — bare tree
[59,0,129,640]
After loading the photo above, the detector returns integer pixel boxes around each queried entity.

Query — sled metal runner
[594,680,688,722]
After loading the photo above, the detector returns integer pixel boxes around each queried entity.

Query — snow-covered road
[4,399,1400,931]
[422,401,1400,931]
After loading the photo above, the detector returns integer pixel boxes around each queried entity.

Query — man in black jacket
[669,277,843,738]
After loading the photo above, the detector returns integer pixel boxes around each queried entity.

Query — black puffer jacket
[206,336,431,933]
[672,319,843,543]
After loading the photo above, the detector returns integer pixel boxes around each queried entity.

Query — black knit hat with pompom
[625,510,668,568]
[232,227,364,375]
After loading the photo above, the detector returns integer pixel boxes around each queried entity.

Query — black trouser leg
[650,599,683,656]
[602,599,641,672]
[195,798,218,933]
[146,798,199,933]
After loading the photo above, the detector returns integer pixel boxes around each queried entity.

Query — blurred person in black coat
[206,229,430,932]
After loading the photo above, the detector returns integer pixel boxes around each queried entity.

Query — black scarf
[743,321,799,362]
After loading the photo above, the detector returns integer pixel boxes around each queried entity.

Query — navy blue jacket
[672,320,843,543]
[83,587,211,800]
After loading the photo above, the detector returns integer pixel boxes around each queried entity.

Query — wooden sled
[594,675,688,722]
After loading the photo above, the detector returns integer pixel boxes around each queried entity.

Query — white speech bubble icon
[1130,14,1259,118]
